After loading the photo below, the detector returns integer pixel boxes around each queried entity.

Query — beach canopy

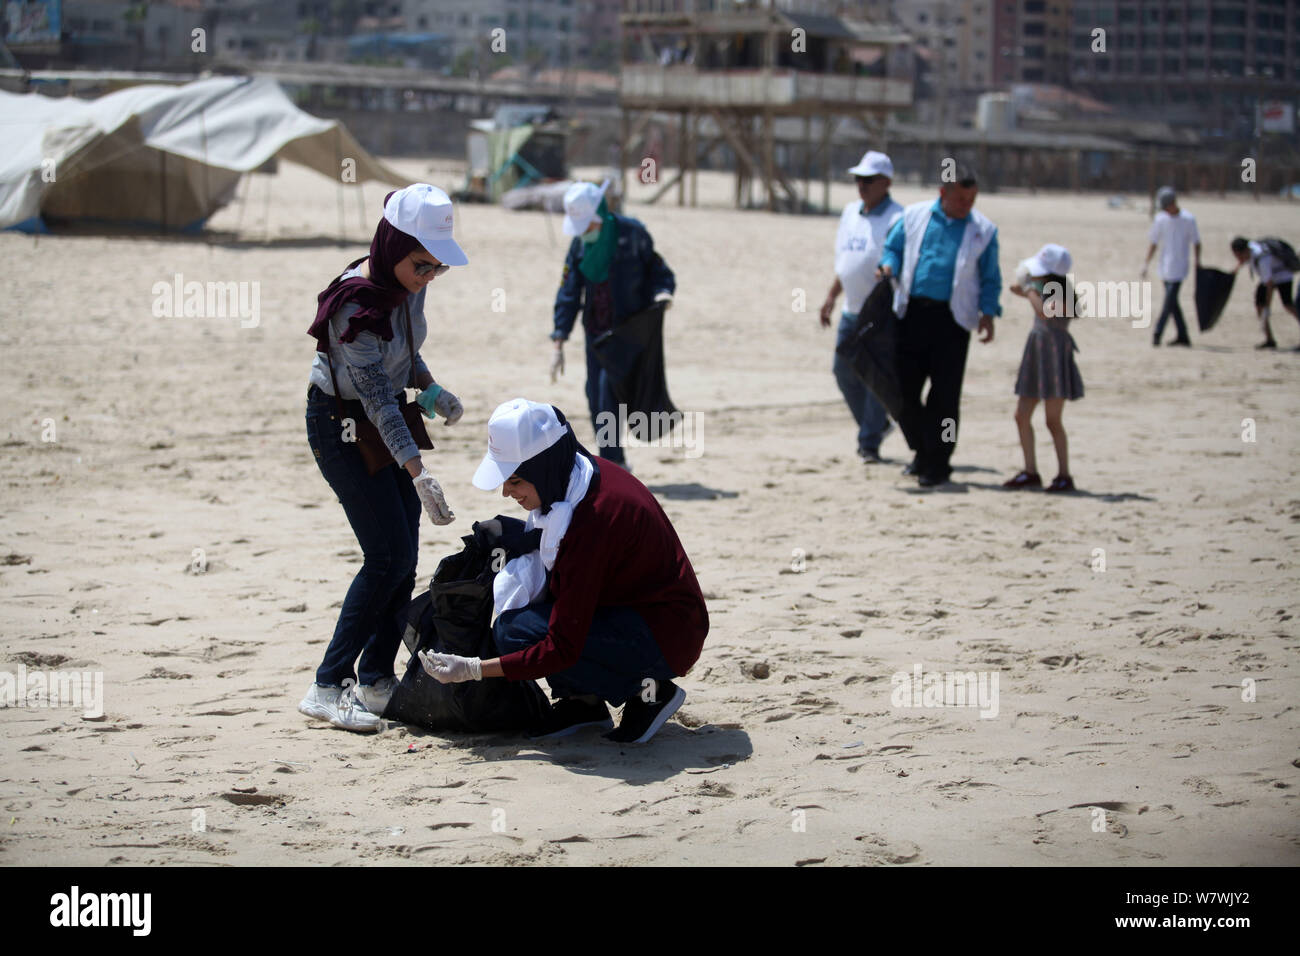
[0,75,405,232]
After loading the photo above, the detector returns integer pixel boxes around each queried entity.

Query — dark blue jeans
[1154,280,1189,342]
[584,334,625,464]
[833,310,891,455]
[493,601,676,706]
[305,385,420,687]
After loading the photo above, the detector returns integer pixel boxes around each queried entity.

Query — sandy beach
[1,159,1297,866]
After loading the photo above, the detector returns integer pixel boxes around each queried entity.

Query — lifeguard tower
[618,0,912,211]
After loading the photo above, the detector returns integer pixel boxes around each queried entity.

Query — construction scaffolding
[618,1,913,212]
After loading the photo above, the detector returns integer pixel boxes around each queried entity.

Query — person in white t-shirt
[818,150,904,463]
[1231,236,1299,349]
[1142,186,1201,346]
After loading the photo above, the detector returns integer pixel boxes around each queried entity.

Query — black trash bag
[835,279,903,420]
[1194,267,1235,333]
[591,302,681,442]
[385,516,551,733]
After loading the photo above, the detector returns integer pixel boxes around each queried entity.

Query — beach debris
[741,661,770,680]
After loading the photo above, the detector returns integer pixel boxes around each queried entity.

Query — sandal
[1003,470,1042,489]
[1046,474,1075,493]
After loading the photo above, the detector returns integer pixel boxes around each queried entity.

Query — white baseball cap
[1023,243,1073,277]
[847,150,894,178]
[383,184,468,266]
[561,179,610,236]
[472,398,568,490]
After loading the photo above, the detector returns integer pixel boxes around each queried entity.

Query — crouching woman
[420,398,709,744]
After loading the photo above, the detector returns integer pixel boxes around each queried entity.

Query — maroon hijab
[309,191,421,352]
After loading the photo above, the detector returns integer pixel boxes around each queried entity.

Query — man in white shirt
[1231,236,1300,349]
[819,150,904,463]
[1142,186,1201,346]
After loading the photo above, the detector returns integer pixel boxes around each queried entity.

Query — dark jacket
[551,214,676,341]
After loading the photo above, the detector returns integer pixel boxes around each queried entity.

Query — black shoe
[861,448,883,464]
[525,697,613,740]
[1151,337,1161,347]
[1257,339,1278,350]
[901,458,919,476]
[917,472,949,488]
[1168,338,1191,347]
[604,680,686,744]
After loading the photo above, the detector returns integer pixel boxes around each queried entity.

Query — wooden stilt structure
[617,3,912,213]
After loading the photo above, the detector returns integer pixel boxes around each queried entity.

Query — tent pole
[159,149,168,233]
[262,168,272,243]
[335,128,345,244]
[357,179,367,239]
[199,106,211,248]
[233,173,249,239]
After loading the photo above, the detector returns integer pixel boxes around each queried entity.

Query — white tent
[0,75,406,232]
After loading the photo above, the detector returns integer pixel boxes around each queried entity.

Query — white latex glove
[419,650,482,683]
[654,291,673,310]
[550,345,565,383]
[413,468,454,525]
[434,389,463,426]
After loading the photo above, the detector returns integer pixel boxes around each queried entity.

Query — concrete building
[886,1,995,92]
[993,0,1074,86]
[1068,0,1299,136]
[401,0,579,72]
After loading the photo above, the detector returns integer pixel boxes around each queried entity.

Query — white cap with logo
[847,150,894,178]
[472,398,568,490]
[561,179,611,236]
[384,183,469,266]
[1023,243,1073,277]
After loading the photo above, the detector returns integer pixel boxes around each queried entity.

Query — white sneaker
[298,680,381,733]
[298,682,339,722]
[355,677,397,716]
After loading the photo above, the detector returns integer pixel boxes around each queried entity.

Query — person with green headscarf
[551,180,676,467]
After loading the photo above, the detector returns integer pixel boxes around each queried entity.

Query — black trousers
[896,297,971,481]
[1154,280,1189,342]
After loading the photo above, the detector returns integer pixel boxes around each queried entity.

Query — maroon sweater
[497,461,709,682]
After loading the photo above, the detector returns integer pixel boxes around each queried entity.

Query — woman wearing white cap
[1003,244,1083,493]
[299,184,470,733]
[549,180,676,467]
[419,398,710,744]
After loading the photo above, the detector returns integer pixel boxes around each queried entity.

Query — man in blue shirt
[876,163,1001,487]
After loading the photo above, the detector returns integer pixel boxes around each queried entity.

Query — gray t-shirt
[308,265,431,466]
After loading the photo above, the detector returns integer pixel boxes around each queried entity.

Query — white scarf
[492,453,595,620]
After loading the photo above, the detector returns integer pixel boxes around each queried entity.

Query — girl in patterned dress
[1003,244,1083,493]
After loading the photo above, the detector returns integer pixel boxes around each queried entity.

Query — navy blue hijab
[514,407,597,516]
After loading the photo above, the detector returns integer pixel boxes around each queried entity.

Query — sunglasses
[411,257,449,278]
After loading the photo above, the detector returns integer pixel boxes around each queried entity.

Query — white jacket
[893,201,998,331]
